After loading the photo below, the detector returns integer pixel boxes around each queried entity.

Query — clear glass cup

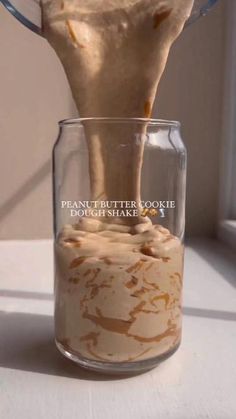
[53,118,187,374]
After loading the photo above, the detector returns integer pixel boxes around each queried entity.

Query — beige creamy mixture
[42,0,193,363]
[55,223,183,362]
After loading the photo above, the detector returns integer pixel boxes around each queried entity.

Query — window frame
[218,0,236,248]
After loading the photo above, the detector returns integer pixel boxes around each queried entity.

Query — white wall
[156,1,226,236]
[0,2,226,239]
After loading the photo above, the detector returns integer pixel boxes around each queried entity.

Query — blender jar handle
[0,0,42,34]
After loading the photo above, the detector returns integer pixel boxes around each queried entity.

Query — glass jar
[53,118,187,374]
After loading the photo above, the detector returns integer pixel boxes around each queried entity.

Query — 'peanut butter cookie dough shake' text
[42,0,193,372]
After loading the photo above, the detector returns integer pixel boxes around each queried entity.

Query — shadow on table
[186,238,236,289]
[0,289,53,300]
[0,310,145,382]
[183,306,236,321]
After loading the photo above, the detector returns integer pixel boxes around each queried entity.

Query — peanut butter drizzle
[86,342,112,361]
[83,299,178,344]
[83,269,92,277]
[60,1,64,11]
[129,301,146,320]
[65,20,84,49]
[80,294,90,309]
[68,276,80,284]
[130,300,160,315]
[64,238,81,247]
[150,293,170,308]
[86,342,151,362]
[79,274,179,345]
[127,323,178,343]
[127,348,151,361]
[126,259,146,274]
[153,9,172,29]
[87,268,101,283]
[70,256,87,269]
[143,277,160,290]
[82,300,160,336]
[168,296,180,309]
[83,268,111,299]
[82,307,133,334]
[161,257,171,263]
[80,331,100,346]
[125,275,139,289]
[141,307,160,314]
[90,282,111,299]
[140,245,156,257]
[89,285,99,299]
[80,332,153,363]
[130,286,150,298]
[100,257,112,265]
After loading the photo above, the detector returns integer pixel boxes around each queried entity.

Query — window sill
[0,238,236,418]
[218,219,236,249]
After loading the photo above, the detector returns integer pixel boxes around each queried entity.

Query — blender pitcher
[0,0,219,35]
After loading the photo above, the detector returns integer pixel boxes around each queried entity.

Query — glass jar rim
[59,117,180,128]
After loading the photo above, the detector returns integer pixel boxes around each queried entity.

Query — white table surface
[0,238,236,419]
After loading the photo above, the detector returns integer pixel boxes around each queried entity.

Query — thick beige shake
[55,223,183,362]
[42,0,192,363]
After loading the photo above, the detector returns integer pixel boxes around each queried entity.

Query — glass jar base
[55,339,181,375]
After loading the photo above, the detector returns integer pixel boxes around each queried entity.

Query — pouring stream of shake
[42,0,193,229]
